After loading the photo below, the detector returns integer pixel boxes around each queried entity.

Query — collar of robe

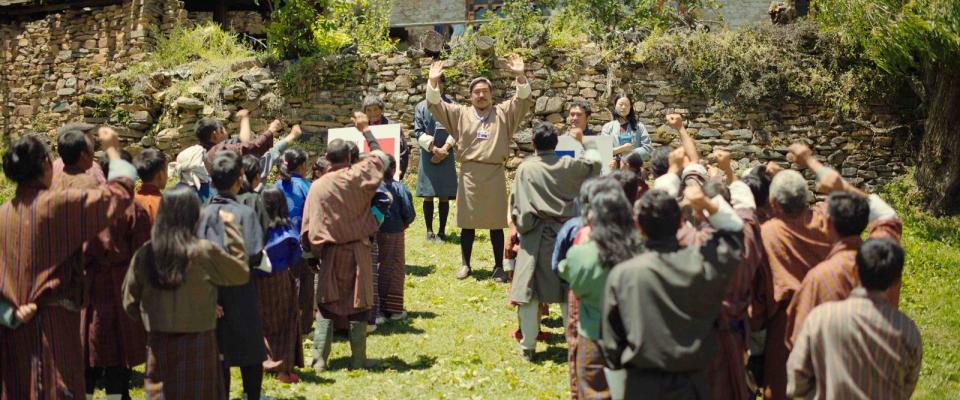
[473,106,493,123]
[15,180,48,196]
[328,163,350,173]
[210,194,238,204]
[827,235,863,258]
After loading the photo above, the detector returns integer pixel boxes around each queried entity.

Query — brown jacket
[122,219,249,333]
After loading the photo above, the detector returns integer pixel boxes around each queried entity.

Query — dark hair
[827,191,870,237]
[623,152,644,175]
[742,165,771,209]
[56,130,90,166]
[195,118,224,145]
[280,148,308,182]
[2,136,50,184]
[569,100,592,116]
[326,139,350,164]
[261,186,293,229]
[346,141,360,164]
[636,189,682,241]
[609,170,640,203]
[590,184,640,267]
[149,185,201,289]
[134,149,167,183]
[210,150,242,191]
[384,153,397,180]
[703,180,731,203]
[856,238,905,291]
[532,121,559,152]
[649,147,671,178]
[613,95,638,131]
[119,149,133,163]
[240,155,261,193]
[311,157,330,180]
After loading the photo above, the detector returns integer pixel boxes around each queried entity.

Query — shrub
[266,0,395,60]
[636,21,903,114]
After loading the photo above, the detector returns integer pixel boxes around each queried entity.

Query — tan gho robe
[427,80,534,229]
[509,150,601,305]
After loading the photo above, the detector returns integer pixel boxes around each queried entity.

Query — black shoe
[492,267,509,283]
[426,232,436,242]
[437,232,447,242]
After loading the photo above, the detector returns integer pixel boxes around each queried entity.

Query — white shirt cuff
[868,194,897,222]
[654,174,681,198]
[707,196,744,232]
[426,83,442,104]
[729,181,757,210]
[445,135,456,147]
[517,82,532,99]
[418,134,435,151]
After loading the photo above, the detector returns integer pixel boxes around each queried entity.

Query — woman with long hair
[254,186,304,383]
[601,95,653,165]
[276,148,317,337]
[558,177,641,400]
[122,186,249,400]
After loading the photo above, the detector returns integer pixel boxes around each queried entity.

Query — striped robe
[785,218,903,348]
[301,157,384,317]
[0,178,135,400]
[56,166,151,369]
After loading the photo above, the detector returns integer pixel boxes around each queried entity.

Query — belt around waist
[461,159,506,167]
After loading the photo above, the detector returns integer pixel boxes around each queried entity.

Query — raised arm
[236,109,252,143]
[498,54,534,134]
[426,61,464,141]
[667,113,698,164]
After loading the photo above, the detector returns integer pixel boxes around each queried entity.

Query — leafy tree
[813,0,960,214]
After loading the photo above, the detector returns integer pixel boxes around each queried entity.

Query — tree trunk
[916,63,960,215]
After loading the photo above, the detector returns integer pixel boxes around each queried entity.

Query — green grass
[1,170,954,399]
[253,181,570,399]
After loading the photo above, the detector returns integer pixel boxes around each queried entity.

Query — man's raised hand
[428,61,444,88]
[786,143,813,169]
[666,113,684,131]
[506,54,525,76]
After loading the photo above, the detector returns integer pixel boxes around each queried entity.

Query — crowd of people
[0,53,923,400]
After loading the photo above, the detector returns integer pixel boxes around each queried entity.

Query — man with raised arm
[425,55,535,282]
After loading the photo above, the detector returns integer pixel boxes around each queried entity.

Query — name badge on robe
[477,130,490,140]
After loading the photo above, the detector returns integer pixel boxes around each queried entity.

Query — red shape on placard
[363,138,396,158]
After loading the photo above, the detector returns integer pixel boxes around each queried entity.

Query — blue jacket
[380,179,416,233]
[276,174,311,232]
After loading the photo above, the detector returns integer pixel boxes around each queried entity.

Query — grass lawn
[6,172,954,399]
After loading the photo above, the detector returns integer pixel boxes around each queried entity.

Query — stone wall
[107,50,913,192]
[187,11,266,35]
[0,0,185,137]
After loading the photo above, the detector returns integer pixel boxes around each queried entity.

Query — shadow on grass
[471,268,493,281]
[542,316,564,329]
[294,368,337,385]
[372,318,427,336]
[321,355,437,373]
[438,231,462,245]
[535,344,569,365]
[406,264,435,277]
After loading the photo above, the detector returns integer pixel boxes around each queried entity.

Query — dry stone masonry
[1,1,913,192]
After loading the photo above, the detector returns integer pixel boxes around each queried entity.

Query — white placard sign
[327,124,403,180]
[555,135,615,174]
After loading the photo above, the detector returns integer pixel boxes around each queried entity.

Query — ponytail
[279,148,308,182]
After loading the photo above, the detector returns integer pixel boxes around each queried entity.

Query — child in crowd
[376,154,416,320]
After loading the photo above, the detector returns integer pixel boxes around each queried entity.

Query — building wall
[390,0,465,40]
[716,0,771,28]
